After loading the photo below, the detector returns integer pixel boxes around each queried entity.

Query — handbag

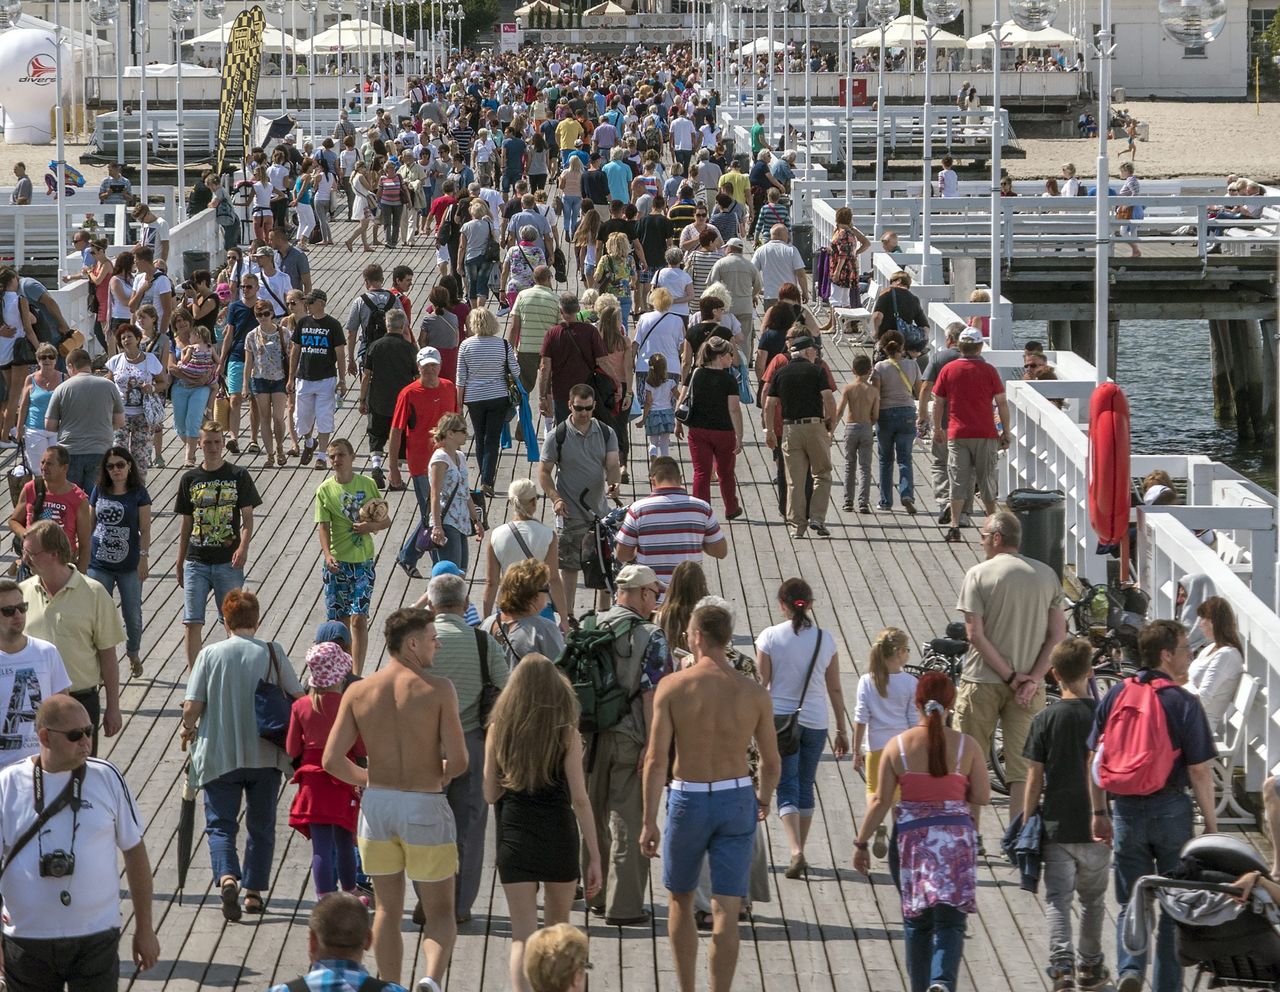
[772,627,825,758]
[563,324,618,415]
[11,334,36,366]
[674,367,696,424]
[254,644,293,748]
[503,340,521,421]
[483,231,500,264]
[553,246,567,284]
[474,629,500,727]
[414,475,464,551]
[142,391,166,431]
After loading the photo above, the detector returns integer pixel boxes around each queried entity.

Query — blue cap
[315,620,352,647]
[431,560,465,578]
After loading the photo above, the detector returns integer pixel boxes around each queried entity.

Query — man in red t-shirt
[428,181,458,278]
[930,328,1010,543]
[538,292,607,423]
[388,346,459,577]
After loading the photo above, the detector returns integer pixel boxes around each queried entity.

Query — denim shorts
[323,559,375,617]
[250,377,286,395]
[182,560,244,625]
[662,781,756,897]
[225,360,245,395]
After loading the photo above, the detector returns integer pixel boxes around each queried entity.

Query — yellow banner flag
[214,6,267,175]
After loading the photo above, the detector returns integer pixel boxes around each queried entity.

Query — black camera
[40,850,75,878]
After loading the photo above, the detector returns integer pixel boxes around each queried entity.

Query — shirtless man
[323,607,467,992]
[640,602,780,992]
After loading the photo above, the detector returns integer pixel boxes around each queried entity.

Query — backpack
[643,120,663,152]
[438,202,461,242]
[1095,676,1181,796]
[360,292,396,354]
[555,611,642,735]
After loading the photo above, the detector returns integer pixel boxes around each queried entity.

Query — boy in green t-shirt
[314,438,390,674]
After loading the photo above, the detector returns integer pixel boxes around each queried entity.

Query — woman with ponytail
[852,671,989,992]
[756,578,848,880]
[852,627,917,859]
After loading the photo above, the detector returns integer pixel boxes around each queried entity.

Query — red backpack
[1096,676,1181,796]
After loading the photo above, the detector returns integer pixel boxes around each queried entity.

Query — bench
[1211,672,1260,826]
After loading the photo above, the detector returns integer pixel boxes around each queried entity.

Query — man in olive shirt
[508,265,562,406]
[426,574,505,924]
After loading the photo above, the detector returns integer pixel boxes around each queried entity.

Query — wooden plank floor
[15,216,1266,992]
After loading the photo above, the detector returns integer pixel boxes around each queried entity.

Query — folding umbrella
[176,758,197,890]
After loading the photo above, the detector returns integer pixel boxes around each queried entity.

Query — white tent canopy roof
[851,14,968,49]
[966,24,1079,48]
[735,37,787,55]
[184,22,300,53]
[4,12,112,51]
[583,1,628,15]
[124,62,221,77]
[513,0,564,15]
[300,19,413,53]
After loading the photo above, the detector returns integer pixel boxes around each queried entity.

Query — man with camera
[0,694,159,991]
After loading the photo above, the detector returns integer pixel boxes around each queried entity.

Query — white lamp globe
[2,0,23,25]
[168,0,194,24]
[264,0,284,13]
[1007,0,1057,30]
[827,0,850,16]
[200,0,224,15]
[922,0,961,24]
[1156,0,1226,46]
[801,0,828,13]
[867,0,897,26]
[300,0,317,11]
[88,0,118,26]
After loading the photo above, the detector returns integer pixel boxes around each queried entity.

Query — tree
[1250,10,1280,94]
[383,0,498,49]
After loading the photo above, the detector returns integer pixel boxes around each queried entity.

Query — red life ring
[1088,382,1131,547]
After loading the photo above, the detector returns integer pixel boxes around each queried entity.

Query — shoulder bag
[773,627,824,757]
[889,289,928,355]
[414,471,465,551]
[255,643,293,748]
[674,367,696,423]
[563,324,618,415]
[474,629,500,728]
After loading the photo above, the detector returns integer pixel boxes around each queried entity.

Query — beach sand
[0,100,1277,191]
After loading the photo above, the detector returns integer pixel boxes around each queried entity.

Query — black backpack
[360,293,396,354]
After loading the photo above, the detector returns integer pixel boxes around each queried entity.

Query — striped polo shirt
[615,486,723,586]
[512,284,561,356]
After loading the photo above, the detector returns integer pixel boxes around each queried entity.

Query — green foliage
[1251,10,1280,94]
[383,0,497,48]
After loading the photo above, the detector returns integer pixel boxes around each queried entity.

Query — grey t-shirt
[276,246,311,292]
[482,613,566,670]
[541,418,618,521]
[46,374,125,455]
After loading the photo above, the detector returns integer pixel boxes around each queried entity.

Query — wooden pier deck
[30,222,1267,992]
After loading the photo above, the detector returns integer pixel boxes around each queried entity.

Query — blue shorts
[182,560,244,625]
[662,780,756,898]
[250,377,286,395]
[225,360,245,395]
[323,559,375,618]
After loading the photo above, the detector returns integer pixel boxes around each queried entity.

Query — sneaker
[945,527,963,543]
[226,438,241,455]
[810,522,831,538]
[371,466,387,490]
[841,500,853,512]
[1076,965,1110,991]
[1047,965,1075,991]
[902,498,917,515]
[937,507,952,525]
[1116,972,1143,992]
[299,439,316,466]
[872,825,888,858]
[858,502,871,514]
[793,526,807,539]
[416,979,442,992]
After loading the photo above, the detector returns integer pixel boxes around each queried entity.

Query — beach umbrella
[176,759,197,890]
[734,37,786,55]
[1088,382,1132,570]
[124,61,221,76]
[850,14,968,49]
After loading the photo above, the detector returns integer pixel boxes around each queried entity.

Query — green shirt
[512,284,562,356]
[432,612,507,734]
[750,123,766,155]
[314,474,381,563]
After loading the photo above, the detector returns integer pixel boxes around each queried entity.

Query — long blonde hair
[488,655,580,793]
[868,626,909,697]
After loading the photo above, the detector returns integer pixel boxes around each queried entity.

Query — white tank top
[490,519,553,570]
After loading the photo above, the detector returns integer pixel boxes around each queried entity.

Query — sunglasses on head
[0,603,28,617]
[50,726,95,742]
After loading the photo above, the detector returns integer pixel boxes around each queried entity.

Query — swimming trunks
[357,787,459,882]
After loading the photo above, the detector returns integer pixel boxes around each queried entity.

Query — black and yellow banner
[214,6,266,175]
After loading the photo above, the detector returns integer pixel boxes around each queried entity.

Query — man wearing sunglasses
[0,695,160,990]
[0,578,70,768]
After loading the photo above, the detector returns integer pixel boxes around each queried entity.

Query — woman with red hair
[852,671,990,992]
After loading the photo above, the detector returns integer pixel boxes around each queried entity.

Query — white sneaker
[416,979,442,992]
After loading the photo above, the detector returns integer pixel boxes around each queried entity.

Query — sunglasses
[571,404,594,412]
[49,726,95,742]
[0,603,28,617]
[106,461,129,471]
[37,356,56,362]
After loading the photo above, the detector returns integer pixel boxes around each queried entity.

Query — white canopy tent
[184,23,300,54]
[582,1,628,17]
[966,24,1079,48]
[734,37,787,55]
[299,19,413,54]
[4,11,112,52]
[125,62,221,77]
[512,0,564,16]
[851,15,968,49]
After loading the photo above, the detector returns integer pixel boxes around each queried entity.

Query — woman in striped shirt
[683,227,725,302]
[376,161,405,249]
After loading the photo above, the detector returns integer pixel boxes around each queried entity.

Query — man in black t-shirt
[636,197,673,274]
[288,289,348,470]
[174,422,262,668]
[596,200,642,264]
[359,306,417,490]
[763,337,835,538]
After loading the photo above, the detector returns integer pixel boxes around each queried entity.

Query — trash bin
[182,249,211,284]
[1006,488,1065,581]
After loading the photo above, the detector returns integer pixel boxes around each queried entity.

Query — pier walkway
[24,223,1272,992]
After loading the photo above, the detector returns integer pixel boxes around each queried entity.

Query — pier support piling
[1209,319,1269,442]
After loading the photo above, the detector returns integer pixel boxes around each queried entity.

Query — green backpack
[556,612,642,734]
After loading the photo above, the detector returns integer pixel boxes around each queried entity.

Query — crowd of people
[0,38,1264,992]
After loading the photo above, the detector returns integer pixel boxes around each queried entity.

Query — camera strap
[0,761,85,880]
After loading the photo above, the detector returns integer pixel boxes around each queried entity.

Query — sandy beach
[0,100,1276,191]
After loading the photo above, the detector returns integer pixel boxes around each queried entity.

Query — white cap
[958,327,984,344]
[416,346,442,367]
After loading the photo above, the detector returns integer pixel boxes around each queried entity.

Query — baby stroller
[576,489,626,595]
[1124,835,1280,990]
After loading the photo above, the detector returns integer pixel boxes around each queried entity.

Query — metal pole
[54,0,68,284]
[922,26,934,282]
[874,23,886,236]
[781,5,789,146]
[175,23,186,210]
[843,14,852,203]
[766,5,774,146]
[1094,0,1111,383]
[138,11,148,203]
[279,16,287,115]
[803,7,811,174]
[989,9,1003,345]
[309,7,316,139]
[114,8,124,167]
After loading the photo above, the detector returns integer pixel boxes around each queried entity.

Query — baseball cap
[431,560,465,578]
[252,245,274,257]
[615,564,663,590]
[789,335,816,352]
[305,288,328,303]
[315,620,352,647]
[416,346,442,367]
[958,327,984,344]
[726,237,746,251]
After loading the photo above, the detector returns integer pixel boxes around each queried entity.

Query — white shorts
[437,245,450,264]
[295,376,338,435]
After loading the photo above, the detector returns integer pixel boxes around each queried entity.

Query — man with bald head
[0,695,159,991]
[751,224,809,313]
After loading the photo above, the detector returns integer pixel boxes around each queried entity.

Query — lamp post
[866,0,896,237]
[326,0,343,114]
[827,0,849,198]
[168,0,193,210]
[300,0,316,139]
[53,0,68,282]
[801,0,826,180]
[921,0,960,286]
[87,0,124,168]
[136,2,149,203]
[264,0,286,114]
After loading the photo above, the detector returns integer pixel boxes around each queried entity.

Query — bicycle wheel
[988,725,1008,795]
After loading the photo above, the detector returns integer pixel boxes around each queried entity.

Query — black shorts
[2,928,120,992]
[367,411,407,457]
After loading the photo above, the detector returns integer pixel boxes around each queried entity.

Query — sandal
[242,892,266,914]
[246,442,261,455]
[220,878,242,922]
[152,455,166,469]
[129,655,143,678]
